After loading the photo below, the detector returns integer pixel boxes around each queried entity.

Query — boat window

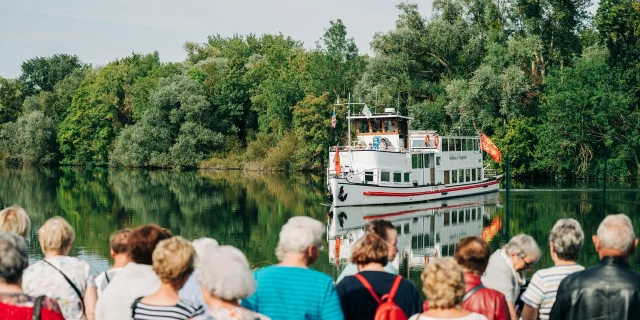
[411,154,419,169]
[462,139,468,151]
[444,212,450,226]
[472,208,477,220]
[459,169,464,183]
[455,139,461,152]
[466,209,471,222]
[404,172,410,183]
[452,170,458,183]
[365,171,374,182]
[396,226,402,235]
[452,211,458,224]
[411,140,424,148]
[472,168,477,181]
[436,157,441,166]
[381,171,390,182]
[477,168,481,180]
[418,154,424,168]
[444,171,450,184]
[474,138,480,151]
[393,172,402,183]
[404,223,410,234]
[442,138,449,151]
[358,120,370,133]
[371,120,382,133]
[384,120,396,133]
[466,139,473,151]
[424,154,430,168]
[466,169,471,182]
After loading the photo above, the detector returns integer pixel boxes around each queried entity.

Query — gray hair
[192,237,219,261]
[504,234,541,262]
[597,214,636,254]
[0,232,28,284]
[197,245,256,300]
[549,218,584,261]
[275,216,325,261]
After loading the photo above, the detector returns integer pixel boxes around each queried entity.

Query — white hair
[192,237,219,260]
[597,214,636,254]
[549,218,584,261]
[275,216,325,261]
[504,233,541,262]
[196,245,256,300]
[0,232,28,284]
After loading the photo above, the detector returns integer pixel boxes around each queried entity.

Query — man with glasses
[482,234,541,320]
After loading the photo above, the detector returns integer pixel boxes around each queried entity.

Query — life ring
[434,134,440,147]
[424,134,430,147]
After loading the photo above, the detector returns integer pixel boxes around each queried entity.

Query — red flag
[482,216,502,243]
[334,147,341,175]
[481,132,502,163]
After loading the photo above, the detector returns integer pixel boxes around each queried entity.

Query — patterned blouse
[22,256,97,320]
[191,306,271,320]
[0,292,65,320]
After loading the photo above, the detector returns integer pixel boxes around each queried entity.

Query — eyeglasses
[520,256,535,269]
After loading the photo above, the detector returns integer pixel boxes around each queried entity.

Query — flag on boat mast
[334,147,341,175]
[481,132,502,163]
[331,105,337,128]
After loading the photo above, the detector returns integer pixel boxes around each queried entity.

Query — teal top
[241,265,344,320]
[336,262,397,284]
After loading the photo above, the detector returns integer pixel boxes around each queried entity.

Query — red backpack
[354,274,408,320]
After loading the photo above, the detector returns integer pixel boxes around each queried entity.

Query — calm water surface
[1,167,639,290]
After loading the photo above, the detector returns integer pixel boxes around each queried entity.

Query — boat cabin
[350,108,412,151]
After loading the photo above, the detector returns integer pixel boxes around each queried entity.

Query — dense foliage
[1,2,639,178]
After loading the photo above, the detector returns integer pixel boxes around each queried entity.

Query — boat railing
[328,146,408,153]
[484,165,498,178]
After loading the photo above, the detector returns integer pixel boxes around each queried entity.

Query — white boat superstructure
[327,106,500,207]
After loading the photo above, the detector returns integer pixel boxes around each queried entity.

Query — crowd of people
[0,204,639,320]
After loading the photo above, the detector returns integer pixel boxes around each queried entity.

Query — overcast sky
[0,0,436,78]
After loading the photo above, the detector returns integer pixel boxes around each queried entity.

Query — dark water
[1,167,639,290]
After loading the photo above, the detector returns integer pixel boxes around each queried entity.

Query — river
[1,167,639,291]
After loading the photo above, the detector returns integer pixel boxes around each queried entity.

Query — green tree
[0,111,58,165]
[19,54,85,96]
[293,93,332,170]
[0,77,23,123]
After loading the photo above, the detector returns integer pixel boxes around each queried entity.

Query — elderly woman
[337,233,422,319]
[96,224,172,320]
[520,219,584,320]
[131,236,203,319]
[193,245,270,320]
[241,216,344,320]
[453,236,508,320]
[179,237,219,311]
[410,257,487,320]
[481,234,540,320]
[22,216,98,320]
[336,219,398,283]
[0,206,31,238]
[0,232,65,320]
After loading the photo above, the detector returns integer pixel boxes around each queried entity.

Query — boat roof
[347,114,414,120]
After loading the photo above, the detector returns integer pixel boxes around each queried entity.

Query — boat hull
[328,177,500,207]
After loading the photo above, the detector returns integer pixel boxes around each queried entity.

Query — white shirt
[95,262,160,320]
[94,267,124,298]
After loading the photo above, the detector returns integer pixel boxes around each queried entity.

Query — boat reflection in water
[327,193,501,274]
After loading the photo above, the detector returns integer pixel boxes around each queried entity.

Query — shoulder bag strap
[32,295,44,320]
[387,276,403,301]
[104,270,110,283]
[354,274,382,304]
[462,284,485,302]
[43,259,86,313]
[131,296,143,319]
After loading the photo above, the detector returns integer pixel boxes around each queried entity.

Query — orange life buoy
[434,134,440,147]
[424,134,430,147]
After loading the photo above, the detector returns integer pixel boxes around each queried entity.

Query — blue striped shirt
[520,264,584,320]
[241,266,344,320]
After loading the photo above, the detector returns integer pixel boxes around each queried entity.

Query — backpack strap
[32,296,44,320]
[131,296,143,318]
[354,274,382,304]
[386,276,403,301]
[462,284,485,302]
[43,260,85,313]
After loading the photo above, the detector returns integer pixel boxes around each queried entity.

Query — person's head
[421,257,465,309]
[365,219,398,260]
[197,245,256,303]
[128,224,172,265]
[549,218,584,263]
[351,233,389,267]
[38,216,74,255]
[152,236,195,288]
[192,237,219,264]
[594,214,637,259]
[0,232,29,286]
[109,228,132,258]
[0,206,31,239]
[275,216,325,265]
[454,236,491,274]
[504,234,541,272]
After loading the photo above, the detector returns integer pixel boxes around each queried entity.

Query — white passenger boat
[327,106,501,207]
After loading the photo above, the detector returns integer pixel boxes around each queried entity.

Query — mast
[347,93,351,146]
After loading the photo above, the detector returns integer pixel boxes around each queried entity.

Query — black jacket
[550,256,640,320]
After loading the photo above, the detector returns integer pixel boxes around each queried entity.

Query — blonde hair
[152,236,195,282]
[0,206,31,238]
[350,233,389,266]
[38,217,74,254]
[421,257,465,309]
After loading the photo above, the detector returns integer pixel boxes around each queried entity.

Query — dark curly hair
[127,224,172,265]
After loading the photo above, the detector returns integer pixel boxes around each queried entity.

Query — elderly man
[241,216,344,320]
[482,234,540,320]
[550,214,640,320]
[521,219,585,320]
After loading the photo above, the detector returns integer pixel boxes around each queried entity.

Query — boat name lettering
[448,154,467,160]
